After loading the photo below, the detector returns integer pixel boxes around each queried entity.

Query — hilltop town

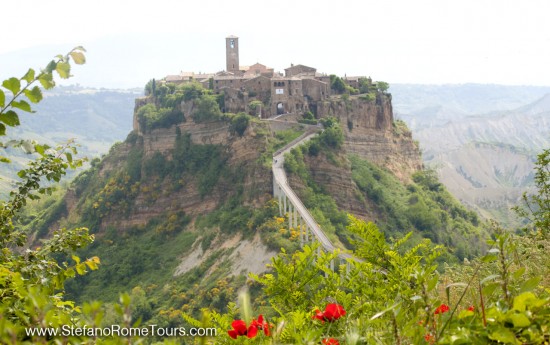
[163,35,384,118]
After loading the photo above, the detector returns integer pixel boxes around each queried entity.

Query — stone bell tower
[226,35,239,74]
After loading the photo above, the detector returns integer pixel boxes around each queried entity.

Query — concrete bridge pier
[288,202,293,231]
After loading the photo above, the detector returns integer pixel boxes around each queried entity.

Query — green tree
[179,81,204,101]
[319,119,344,149]
[515,148,550,237]
[229,113,250,137]
[0,48,104,342]
[0,49,212,345]
[377,81,390,93]
[192,94,222,122]
[136,103,159,130]
[329,74,346,94]
[358,77,372,93]
[144,78,156,96]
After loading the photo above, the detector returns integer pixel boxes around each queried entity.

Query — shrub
[376,81,390,93]
[137,104,184,132]
[329,74,346,93]
[320,122,344,149]
[192,94,222,123]
[179,81,204,101]
[230,113,250,137]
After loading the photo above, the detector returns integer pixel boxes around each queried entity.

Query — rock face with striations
[67,91,421,233]
[319,94,422,181]
[71,108,273,233]
[287,93,422,223]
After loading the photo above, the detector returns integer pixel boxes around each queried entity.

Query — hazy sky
[2,0,549,88]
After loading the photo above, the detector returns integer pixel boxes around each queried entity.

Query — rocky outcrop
[86,120,272,232]
[319,95,422,182]
[75,90,421,233]
[284,94,422,224]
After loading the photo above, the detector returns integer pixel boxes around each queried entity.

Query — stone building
[163,35,369,118]
[285,64,316,77]
[243,63,274,78]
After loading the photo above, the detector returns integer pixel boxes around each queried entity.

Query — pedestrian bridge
[272,129,356,271]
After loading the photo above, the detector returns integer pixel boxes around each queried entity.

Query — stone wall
[302,78,328,102]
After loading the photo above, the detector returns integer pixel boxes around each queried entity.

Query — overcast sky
[2,0,549,88]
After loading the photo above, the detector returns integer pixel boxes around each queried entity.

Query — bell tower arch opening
[226,35,239,74]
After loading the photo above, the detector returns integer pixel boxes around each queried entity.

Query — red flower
[228,320,248,339]
[322,338,340,345]
[324,303,346,321]
[227,319,257,339]
[424,333,435,343]
[434,304,450,315]
[250,314,270,336]
[467,305,475,312]
[313,309,325,321]
[312,303,346,322]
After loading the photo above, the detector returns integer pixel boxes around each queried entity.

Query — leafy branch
[0,47,86,161]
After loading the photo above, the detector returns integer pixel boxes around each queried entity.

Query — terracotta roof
[214,76,245,80]
[216,71,235,76]
[243,75,271,82]
[194,73,215,80]
[165,75,183,82]
[285,64,316,71]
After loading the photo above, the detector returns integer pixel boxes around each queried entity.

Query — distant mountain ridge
[392,83,550,116]
[0,86,138,197]
[392,84,550,226]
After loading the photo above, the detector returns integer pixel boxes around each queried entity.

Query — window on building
[230,39,235,48]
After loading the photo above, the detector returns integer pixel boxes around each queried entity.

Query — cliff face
[66,90,421,235]
[319,95,422,182]
[71,118,272,233]
[53,88,426,311]
[283,94,422,225]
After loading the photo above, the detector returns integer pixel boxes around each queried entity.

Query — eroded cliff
[319,95,422,182]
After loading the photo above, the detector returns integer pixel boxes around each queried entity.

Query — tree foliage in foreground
[188,151,550,344]
[0,49,181,345]
[514,148,550,237]
[189,216,549,344]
